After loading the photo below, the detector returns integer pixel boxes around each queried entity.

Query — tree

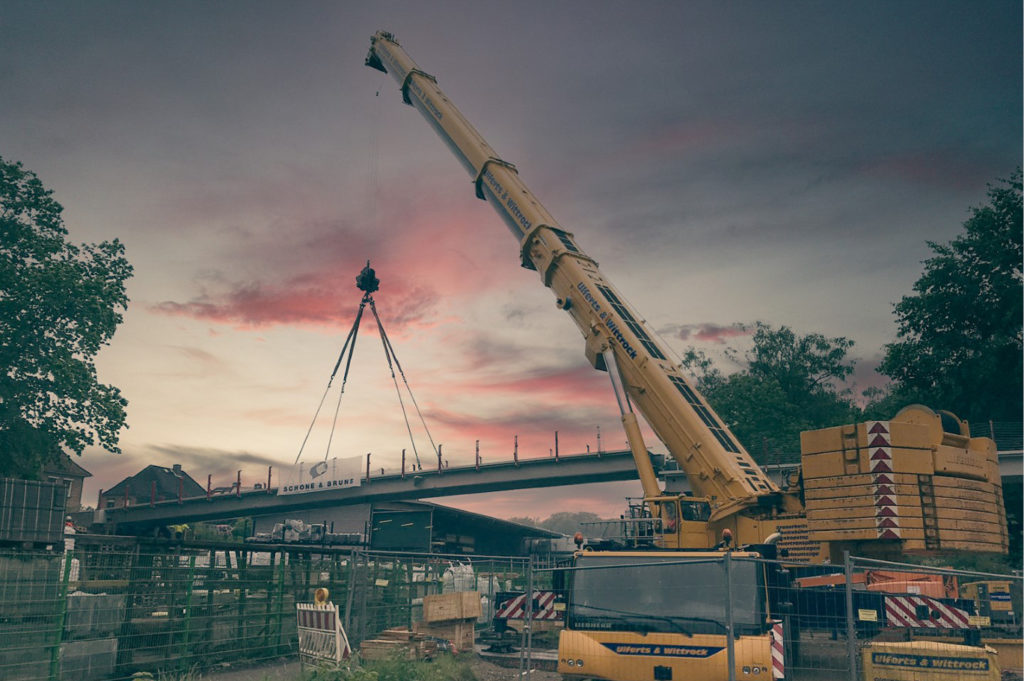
[0,157,132,478]
[507,511,606,535]
[879,169,1022,424]
[682,323,861,461]
[537,511,606,535]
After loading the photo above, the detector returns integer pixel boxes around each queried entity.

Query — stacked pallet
[358,627,440,661]
[412,591,481,653]
[800,406,1008,555]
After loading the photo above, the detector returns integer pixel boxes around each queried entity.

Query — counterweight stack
[801,405,1008,559]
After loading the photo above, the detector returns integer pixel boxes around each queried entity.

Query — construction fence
[3,532,1021,681]
[0,534,533,681]
[524,552,1022,681]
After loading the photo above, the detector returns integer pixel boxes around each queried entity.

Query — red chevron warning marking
[878,529,901,539]
[871,461,893,473]
[873,473,894,485]
[871,448,892,460]
[869,434,891,447]
[874,485,894,495]
[869,422,890,434]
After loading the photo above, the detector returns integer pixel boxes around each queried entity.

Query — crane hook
[356,260,380,293]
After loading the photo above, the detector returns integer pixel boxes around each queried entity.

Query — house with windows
[43,454,92,511]
[99,464,204,509]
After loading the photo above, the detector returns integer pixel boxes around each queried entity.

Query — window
[569,555,763,636]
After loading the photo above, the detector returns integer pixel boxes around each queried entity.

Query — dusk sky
[2,2,1020,519]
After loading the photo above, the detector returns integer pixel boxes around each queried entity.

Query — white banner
[278,456,362,495]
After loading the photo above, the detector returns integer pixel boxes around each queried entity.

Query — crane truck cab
[558,549,785,681]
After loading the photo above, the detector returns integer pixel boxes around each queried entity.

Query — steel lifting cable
[368,298,437,468]
[371,306,421,469]
[325,296,367,460]
[297,263,435,467]
[368,296,440,466]
[294,295,368,464]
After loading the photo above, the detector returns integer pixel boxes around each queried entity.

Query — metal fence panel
[0,535,531,681]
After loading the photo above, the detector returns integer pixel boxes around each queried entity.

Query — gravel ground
[198,658,300,680]
[469,656,561,681]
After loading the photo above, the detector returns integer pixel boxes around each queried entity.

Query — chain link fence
[0,534,531,681]
[526,552,1022,681]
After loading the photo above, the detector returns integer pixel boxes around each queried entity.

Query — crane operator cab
[650,495,712,550]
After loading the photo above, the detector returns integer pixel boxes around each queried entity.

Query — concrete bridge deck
[101,449,649,532]
[96,448,1022,533]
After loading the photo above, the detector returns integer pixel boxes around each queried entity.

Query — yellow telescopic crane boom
[366,31,781,527]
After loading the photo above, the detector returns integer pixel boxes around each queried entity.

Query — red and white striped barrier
[297,601,351,666]
[770,619,785,679]
[495,591,562,621]
[883,595,971,629]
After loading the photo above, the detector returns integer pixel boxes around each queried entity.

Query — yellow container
[800,447,937,479]
[810,527,926,542]
[934,507,1002,523]
[800,419,934,455]
[933,444,989,480]
[932,477,997,494]
[803,471,921,489]
[806,505,923,521]
[805,493,923,510]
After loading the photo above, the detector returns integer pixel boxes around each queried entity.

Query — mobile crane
[365,31,1011,680]
[365,33,800,679]
[365,30,802,556]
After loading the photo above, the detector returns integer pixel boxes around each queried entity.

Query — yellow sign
[968,615,991,627]
[858,609,878,622]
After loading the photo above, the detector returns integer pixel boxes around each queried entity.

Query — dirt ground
[469,656,562,681]
[199,654,561,681]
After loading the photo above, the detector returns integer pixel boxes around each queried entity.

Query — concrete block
[66,592,126,638]
[61,637,117,681]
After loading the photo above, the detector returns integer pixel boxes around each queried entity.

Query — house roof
[44,454,92,478]
[104,465,205,499]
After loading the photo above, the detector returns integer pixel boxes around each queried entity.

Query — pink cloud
[674,322,751,344]
[426,404,607,443]
[858,152,991,193]
[630,120,733,158]
[450,364,612,406]
[150,195,522,332]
